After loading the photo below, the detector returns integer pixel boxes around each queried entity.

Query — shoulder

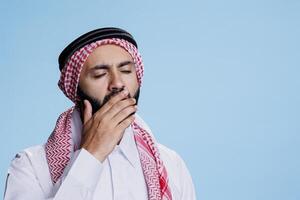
[8,145,47,175]
[157,143,187,181]
[157,144,179,162]
[157,143,196,198]
[16,145,45,161]
[23,145,45,156]
[157,143,186,172]
[6,145,54,198]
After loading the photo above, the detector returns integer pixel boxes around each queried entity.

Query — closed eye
[121,70,132,74]
[94,73,106,78]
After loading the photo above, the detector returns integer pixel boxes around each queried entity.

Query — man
[4,27,196,199]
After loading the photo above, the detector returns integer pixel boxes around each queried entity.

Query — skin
[78,44,139,162]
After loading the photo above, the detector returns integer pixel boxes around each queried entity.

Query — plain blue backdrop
[1,0,300,199]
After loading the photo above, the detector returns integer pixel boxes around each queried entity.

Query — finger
[111,105,137,126]
[94,89,130,119]
[83,100,93,125]
[116,114,135,131]
[101,98,136,122]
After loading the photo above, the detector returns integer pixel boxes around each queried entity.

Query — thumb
[83,100,93,125]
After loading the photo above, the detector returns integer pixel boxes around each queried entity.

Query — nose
[108,71,125,91]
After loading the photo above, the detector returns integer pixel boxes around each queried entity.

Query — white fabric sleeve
[176,154,197,200]
[4,148,103,200]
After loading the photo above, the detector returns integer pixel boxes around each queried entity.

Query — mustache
[77,87,140,115]
[102,87,129,105]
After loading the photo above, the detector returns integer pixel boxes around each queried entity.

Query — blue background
[1,0,299,199]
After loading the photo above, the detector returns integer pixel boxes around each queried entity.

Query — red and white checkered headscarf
[45,38,172,199]
[58,38,144,103]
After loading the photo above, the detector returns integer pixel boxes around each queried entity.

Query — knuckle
[100,116,108,124]
[115,101,123,110]
[125,117,133,124]
[106,101,114,107]
[123,108,132,115]
[113,100,127,111]
[110,106,118,114]
[92,115,101,124]
[120,120,128,126]
[91,115,97,123]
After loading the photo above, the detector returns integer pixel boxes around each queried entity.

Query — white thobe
[4,111,196,200]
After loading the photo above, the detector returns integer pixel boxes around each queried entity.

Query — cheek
[125,74,139,95]
[80,78,108,100]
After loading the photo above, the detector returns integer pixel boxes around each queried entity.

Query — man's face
[78,44,139,113]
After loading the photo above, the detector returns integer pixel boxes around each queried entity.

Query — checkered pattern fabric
[45,38,172,199]
[58,38,144,103]
[133,122,173,200]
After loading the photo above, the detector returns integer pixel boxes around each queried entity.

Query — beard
[77,86,140,115]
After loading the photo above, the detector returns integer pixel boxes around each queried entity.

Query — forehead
[83,44,133,68]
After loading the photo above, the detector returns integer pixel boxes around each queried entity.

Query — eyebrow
[118,60,134,68]
[89,60,134,72]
